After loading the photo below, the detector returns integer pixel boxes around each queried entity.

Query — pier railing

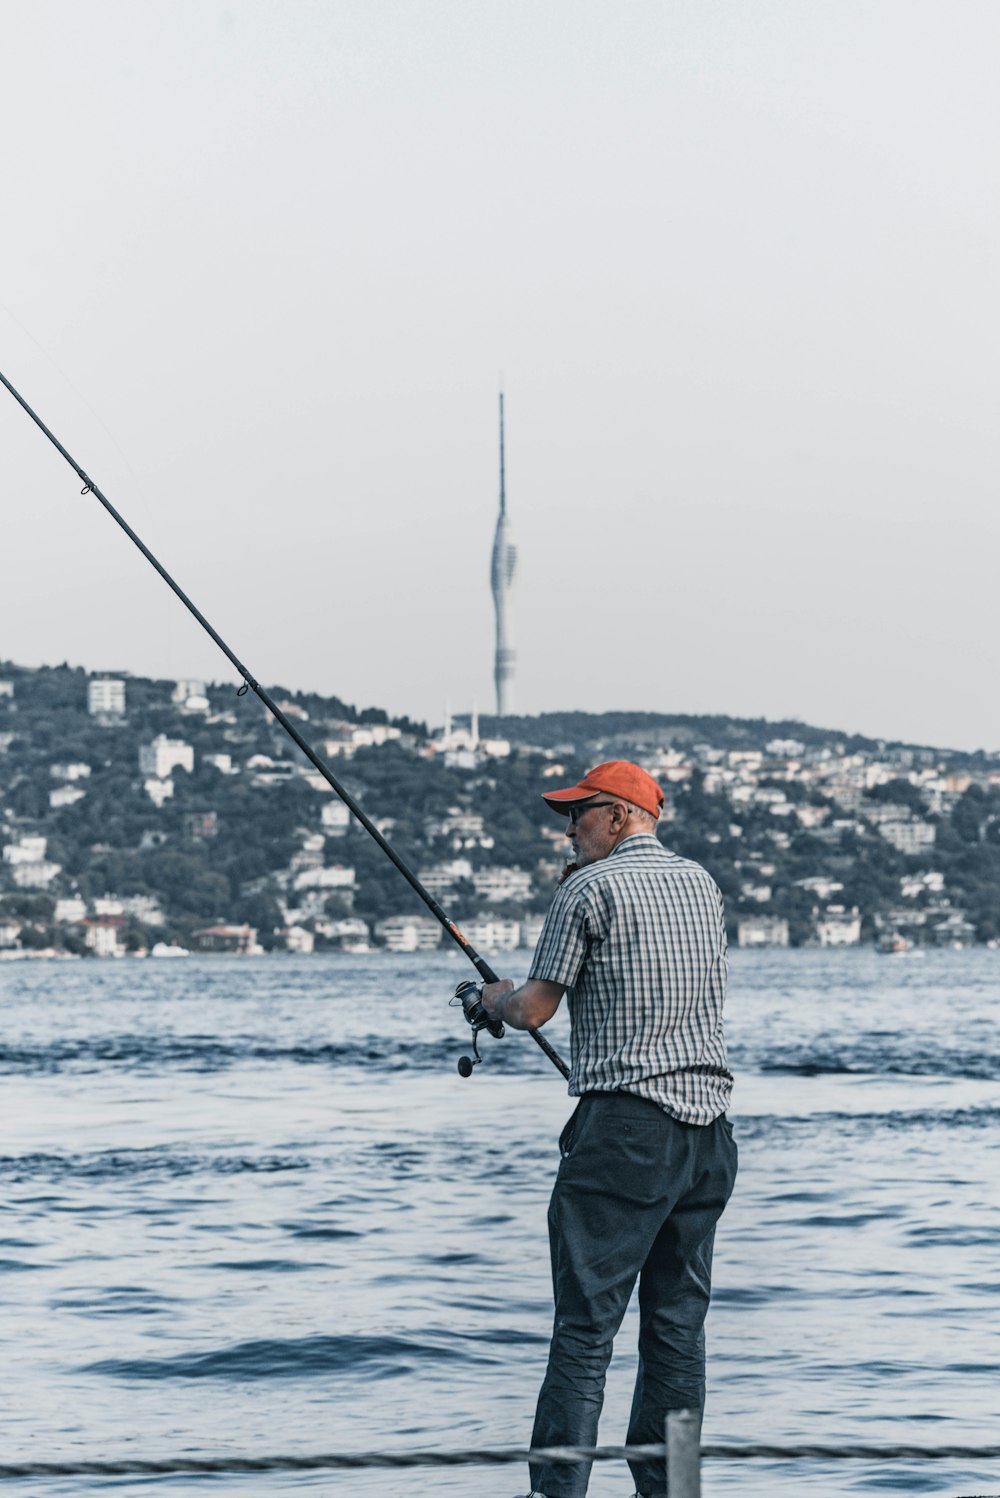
[2,1413,999,1488]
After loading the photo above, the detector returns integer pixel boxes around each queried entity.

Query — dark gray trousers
[529,1092,737,1498]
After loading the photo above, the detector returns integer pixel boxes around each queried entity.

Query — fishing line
[0,366,569,1081]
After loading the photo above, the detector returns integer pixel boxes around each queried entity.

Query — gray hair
[622,799,657,827]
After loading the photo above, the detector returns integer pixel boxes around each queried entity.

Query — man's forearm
[484,978,565,1030]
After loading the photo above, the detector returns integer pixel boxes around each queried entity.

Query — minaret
[490,392,517,717]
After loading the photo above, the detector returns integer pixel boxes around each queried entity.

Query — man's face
[566,798,623,868]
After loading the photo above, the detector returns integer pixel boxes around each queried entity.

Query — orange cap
[542,760,665,820]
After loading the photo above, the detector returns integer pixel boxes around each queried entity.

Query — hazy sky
[2,1,998,748]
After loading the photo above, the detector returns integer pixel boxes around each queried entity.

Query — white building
[520,914,546,949]
[12,856,62,887]
[139,735,194,778]
[815,907,862,946]
[460,917,521,952]
[291,864,356,892]
[51,762,91,781]
[0,680,13,699]
[766,738,805,758]
[144,777,174,807]
[900,871,945,898]
[284,926,315,954]
[795,876,844,900]
[54,897,87,924]
[314,917,371,949]
[416,858,474,895]
[50,785,87,810]
[322,721,402,758]
[879,820,936,856]
[172,680,209,713]
[120,895,165,927]
[3,835,47,865]
[94,898,124,916]
[88,677,126,716]
[473,867,533,903]
[440,810,486,839]
[84,921,126,958]
[737,916,789,948]
[321,801,351,835]
[740,882,772,904]
[374,915,443,951]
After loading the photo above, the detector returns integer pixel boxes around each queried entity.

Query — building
[374,915,443,952]
[50,784,86,809]
[54,897,87,924]
[460,917,521,953]
[291,864,356,893]
[139,735,194,778]
[84,917,126,958]
[737,916,789,948]
[815,906,862,946]
[3,835,48,865]
[321,801,351,835]
[88,677,126,716]
[490,392,517,716]
[473,866,533,903]
[416,858,474,895]
[0,681,13,699]
[283,926,315,954]
[520,914,546,949]
[121,895,165,927]
[172,680,210,713]
[191,924,261,954]
[314,917,371,950]
[51,762,92,781]
[879,820,937,856]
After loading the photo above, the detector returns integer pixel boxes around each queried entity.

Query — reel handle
[453,979,505,1076]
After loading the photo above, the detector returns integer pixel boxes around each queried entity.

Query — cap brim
[541,785,602,814]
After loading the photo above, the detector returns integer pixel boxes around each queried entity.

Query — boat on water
[878,931,913,954]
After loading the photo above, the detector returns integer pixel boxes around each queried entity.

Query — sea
[1,947,998,1498]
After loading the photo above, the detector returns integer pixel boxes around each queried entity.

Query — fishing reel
[450,979,505,1077]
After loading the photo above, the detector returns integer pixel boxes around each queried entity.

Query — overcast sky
[2,1,998,748]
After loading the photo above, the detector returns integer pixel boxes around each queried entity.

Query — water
[1,948,998,1496]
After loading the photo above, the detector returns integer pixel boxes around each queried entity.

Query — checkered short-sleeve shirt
[528,834,733,1124]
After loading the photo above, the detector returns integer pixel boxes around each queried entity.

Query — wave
[0,1150,311,1183]
[751,1049,1000,1081]
[84,1330,513,1382]
[0,1031,527,1076]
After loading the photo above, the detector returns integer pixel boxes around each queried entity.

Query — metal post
[666,1409,701,1498]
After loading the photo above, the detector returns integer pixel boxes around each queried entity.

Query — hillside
[1,661,998,955]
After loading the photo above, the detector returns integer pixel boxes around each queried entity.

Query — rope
[1,1440,999,1479]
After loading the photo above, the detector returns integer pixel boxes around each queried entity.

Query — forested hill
[1,660,999,953]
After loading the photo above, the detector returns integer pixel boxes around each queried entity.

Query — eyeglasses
[567,801,619,825]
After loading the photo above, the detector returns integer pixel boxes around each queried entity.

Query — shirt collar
[608,832,664,859]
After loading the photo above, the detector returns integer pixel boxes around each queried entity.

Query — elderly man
[481,760,737,1498]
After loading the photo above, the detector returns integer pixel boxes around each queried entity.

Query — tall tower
[490,392,517,717]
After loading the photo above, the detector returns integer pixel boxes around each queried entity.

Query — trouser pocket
[558,1101,583,1158]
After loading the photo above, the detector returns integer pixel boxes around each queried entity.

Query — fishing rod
[1,367,569,1082]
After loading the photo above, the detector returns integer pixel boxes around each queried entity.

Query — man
[481,760,737,1498]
